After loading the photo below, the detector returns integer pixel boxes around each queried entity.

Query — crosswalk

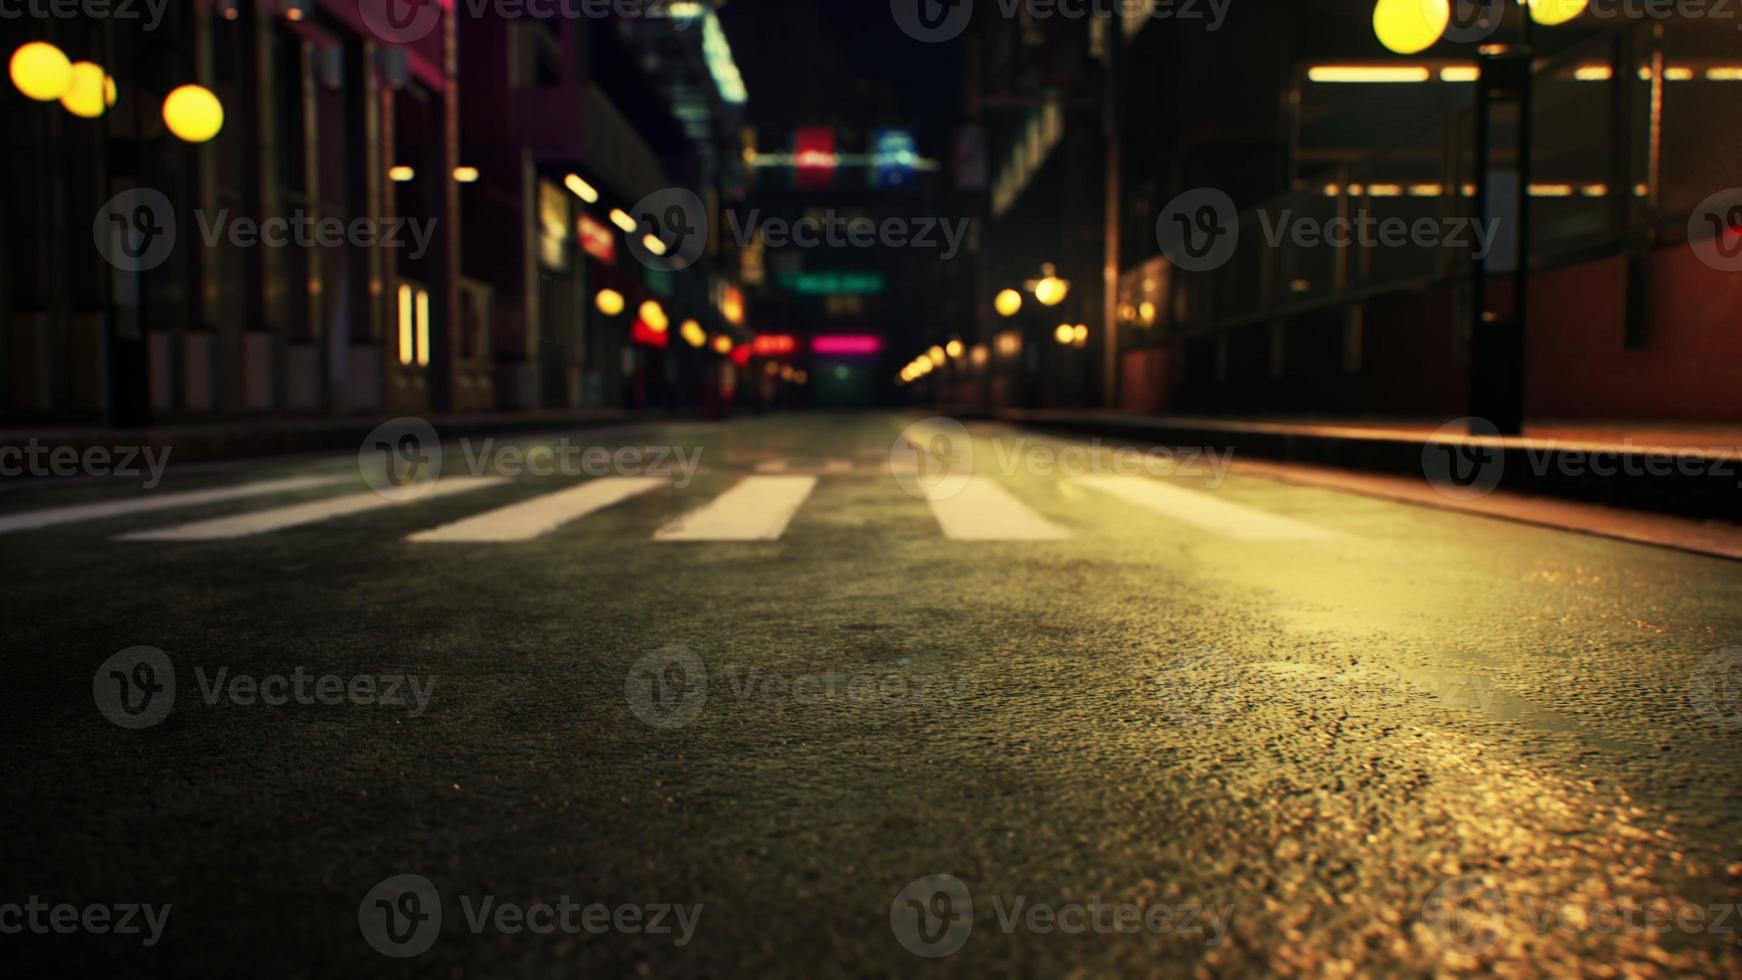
[0,471,1341,545]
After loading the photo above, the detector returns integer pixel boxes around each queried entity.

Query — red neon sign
[578,213,616,265]
[811,334,881,356]
[753,334,797,356]
[794,127,836,190]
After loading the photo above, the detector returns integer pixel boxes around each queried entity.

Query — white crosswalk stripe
[925,476,1069,540]
[0,475,350,535]
[117,477,508,541]
[406,477,664,543]
[1073,475,1333,540]
[653,475,816,541]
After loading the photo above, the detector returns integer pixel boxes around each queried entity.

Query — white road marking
[406,477,664,543]
[117,477,508,541]
[653,476,816,541]
[1074,475,1334,540]
[0,476,350,535]
[925,477,1069,540]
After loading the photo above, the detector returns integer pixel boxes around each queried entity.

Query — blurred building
[1113,2,1742,421]
[2,1,750,426]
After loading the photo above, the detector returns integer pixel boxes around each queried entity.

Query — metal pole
[1100,6,1120,411]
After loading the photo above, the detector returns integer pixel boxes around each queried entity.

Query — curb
[969,409,1742,523]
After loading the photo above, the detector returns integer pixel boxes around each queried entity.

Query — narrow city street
[5,414,1740,975]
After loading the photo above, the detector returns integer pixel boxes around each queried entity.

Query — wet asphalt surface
[3,412,1741,976]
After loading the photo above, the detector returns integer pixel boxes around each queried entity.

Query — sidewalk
[0,409,640,467]
[970,408,1742,524]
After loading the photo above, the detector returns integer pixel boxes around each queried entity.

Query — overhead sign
[778,272,884,296]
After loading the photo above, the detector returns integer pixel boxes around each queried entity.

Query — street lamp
[160,83,223,142]
[994,288,1023,317]
[1372,0,1448,55]
[10,41,71,101]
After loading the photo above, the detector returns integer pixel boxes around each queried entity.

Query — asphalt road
[4,412,1741,977]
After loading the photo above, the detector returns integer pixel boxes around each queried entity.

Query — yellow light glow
[1308,65,1431,83]
[638,300,668,332]
[1033,275,1068,307]
[11,42,71,101]
[1138,301,1157,323]
[795,371,807,384]
[1439,66,1479,82]
[1663,66,1694,81]
[1367,183,1403,197]
[595,288,626,317]
[1528,183,1574,197]
[1707,67,1742,81]
[641,233,667,256]
[712,335,733,355]
[1322,184,1342,196]
[397,284,414,366]
[780,365,796,381]
[1408,183,1444,197]
[1371,0,1448,56]
[60,62,112,118]
[415,289,431,367]
[1580,184,1608,197]
[609,208,637,234]
[945,339,964,359]
[388,165,415,182]
[453,166,480,182]
[765,361,780,376]
[161,84,224,143]
[680,319,707,348]
[1054,323,1074,345]
[994,288,1022,317]
[1071,324,1089,345]
[564,173,599,203]
[927,345,946,367]
[1574,65,1612,81]
[970,345,989,366]
[1527,0,1587,26]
